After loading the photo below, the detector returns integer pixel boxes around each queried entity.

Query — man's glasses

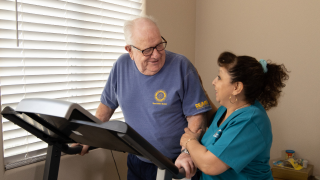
[131,36,167,56]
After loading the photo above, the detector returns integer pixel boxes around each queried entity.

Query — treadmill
[1,98,185,180]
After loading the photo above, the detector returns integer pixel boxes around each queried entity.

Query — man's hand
[175,152,197,179]
[70,143,90,156]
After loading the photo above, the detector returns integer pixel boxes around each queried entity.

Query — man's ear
[232,82,244,95]
[125,45,134,60]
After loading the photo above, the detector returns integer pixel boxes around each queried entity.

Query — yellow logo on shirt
[195,100,209,110]
[154,90,167,102]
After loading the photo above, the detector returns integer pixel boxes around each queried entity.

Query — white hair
[123,15,158,45]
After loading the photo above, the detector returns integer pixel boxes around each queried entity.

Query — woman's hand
[180,128,202,149]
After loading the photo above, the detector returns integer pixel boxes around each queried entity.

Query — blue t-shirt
[200,100,273,180]
[101,50,211,160]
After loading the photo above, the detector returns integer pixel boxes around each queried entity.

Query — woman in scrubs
[180,52,289,180]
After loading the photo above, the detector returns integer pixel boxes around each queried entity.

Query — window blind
[0,0,142,170]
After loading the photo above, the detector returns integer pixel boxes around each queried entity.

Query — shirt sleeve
[181,60,211,116]
[206,110,267,173]
[100,64,119,109]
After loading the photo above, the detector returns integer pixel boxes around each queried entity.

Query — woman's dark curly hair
[217,52,289,110]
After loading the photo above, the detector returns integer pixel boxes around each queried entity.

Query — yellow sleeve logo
[195,100,209,110]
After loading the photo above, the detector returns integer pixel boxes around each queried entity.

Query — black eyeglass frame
[131,36,167,56]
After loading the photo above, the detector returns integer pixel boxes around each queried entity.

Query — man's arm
[175,113,206,178]
[195,68,218,126]
[185,113,206,142]
[95,102,115,122]
[76,103,115,155]
[204,91,218,127]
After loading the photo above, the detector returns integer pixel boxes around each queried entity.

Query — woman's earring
[229,95,237,104]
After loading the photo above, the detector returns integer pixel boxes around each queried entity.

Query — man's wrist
[181,148,189,154]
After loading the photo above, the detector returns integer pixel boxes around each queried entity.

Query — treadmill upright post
[156,168,173,180]
[43,145,61,180]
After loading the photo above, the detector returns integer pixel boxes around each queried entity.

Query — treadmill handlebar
[61,144,187,178]
[61,144,96,155]
[61,143,187,178]
[178,167,186,179]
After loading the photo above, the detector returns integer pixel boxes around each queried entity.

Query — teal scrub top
[200,100,274,180]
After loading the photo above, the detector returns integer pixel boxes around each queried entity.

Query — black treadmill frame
[1,99,184,180]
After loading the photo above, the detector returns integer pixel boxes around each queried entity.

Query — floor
[274,176,316,180]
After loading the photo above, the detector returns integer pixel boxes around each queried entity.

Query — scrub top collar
[215,105,252,129]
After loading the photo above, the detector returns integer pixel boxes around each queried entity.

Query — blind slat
[17,11,124,32]
[4,134,42,149]
[3,128,28,140]
[0,0,15,11]
[14,0,142,16]
[18,2,132,26]
[2,88,103,105]
[1,29,126,46]
[0,19,16,30]
[0,48,123,59]
[2,121,21,132]
[0,19,125,40]
[4,141,48,158]
[0,39,126,53]
[0,74,110,86]
[0,9,126,34]
[0,66,112,77]
[0,58,116,66]
[1,80,106,95]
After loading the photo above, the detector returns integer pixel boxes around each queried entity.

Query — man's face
[126,22,166,76]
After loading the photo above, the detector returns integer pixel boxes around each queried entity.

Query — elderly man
[81,16,212,180]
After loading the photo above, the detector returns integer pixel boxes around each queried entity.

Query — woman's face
[212,67,235,106]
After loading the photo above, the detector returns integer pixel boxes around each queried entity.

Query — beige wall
[146,0,196,64]
[195,0,320,176]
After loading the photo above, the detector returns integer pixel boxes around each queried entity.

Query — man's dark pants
[127,153,201,180]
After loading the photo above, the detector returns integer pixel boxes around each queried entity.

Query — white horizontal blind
[0,0,142,169]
